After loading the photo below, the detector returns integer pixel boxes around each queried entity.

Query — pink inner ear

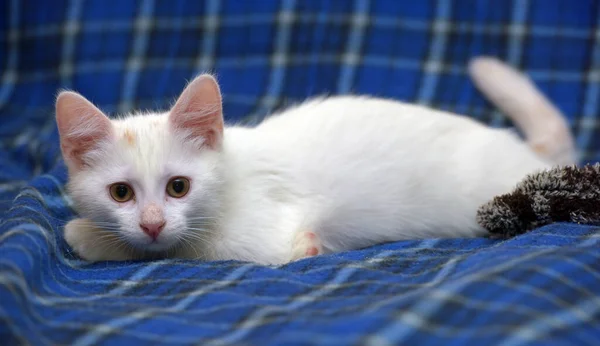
[56,91,113,170]
[169,75,224,149]
[60,131,109,166]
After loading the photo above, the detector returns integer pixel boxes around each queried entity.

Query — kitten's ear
[56,91,113,170]
[169,74,224,149]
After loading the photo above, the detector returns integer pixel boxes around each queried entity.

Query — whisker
[94,237,126,250]
[185,224,218,231]
[79,221,122,227]
[83,227,123,233]
[181,231,217,248]
[182,237,201,259]
[184,228,218,237]
[182,234,214,245]
[168,236,184,258]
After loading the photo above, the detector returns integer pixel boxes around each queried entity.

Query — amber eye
[109,183,134,203]
[166,177,190,198]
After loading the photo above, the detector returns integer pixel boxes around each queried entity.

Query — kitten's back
[224,96,549,252]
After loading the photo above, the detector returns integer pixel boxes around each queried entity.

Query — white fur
[67,113,223,254]
[468,57,577,165]
[61,58,576,265]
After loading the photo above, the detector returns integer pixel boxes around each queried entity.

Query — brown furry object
[477,164,600,238]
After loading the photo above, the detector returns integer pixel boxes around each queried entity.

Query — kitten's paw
[64,218,99,261]
[289,231,322,261]
[64,218,132,262]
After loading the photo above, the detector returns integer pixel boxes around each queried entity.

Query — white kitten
[58,57,575,265]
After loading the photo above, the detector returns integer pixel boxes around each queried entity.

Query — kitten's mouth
[125,235,177,253]
[144,242,170,252]
[123,227,192,256]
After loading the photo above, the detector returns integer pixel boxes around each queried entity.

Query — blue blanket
[2,1,600,344]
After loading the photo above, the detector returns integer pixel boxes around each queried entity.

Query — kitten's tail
[468,56,577,166]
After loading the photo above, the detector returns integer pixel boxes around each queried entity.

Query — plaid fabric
[2,0,600,344]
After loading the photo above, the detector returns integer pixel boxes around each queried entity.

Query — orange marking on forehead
[123,129,136,146]
[532,143,548,154]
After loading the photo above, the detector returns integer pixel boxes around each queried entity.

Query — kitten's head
[56,75,224,254]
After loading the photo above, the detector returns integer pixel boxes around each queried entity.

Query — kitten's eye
[109,183,134,203]
[166,177,190,198]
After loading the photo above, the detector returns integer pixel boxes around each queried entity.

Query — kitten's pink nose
[140,203,165,240]
[140,222,165,240]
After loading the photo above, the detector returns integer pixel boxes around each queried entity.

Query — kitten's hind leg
[64,218,135,262]
[289,230,323,262]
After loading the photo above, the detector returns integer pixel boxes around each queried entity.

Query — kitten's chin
[127,236,181,255]
[143,242,175,252]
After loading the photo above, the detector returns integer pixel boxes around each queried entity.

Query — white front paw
[64,218,131,262]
